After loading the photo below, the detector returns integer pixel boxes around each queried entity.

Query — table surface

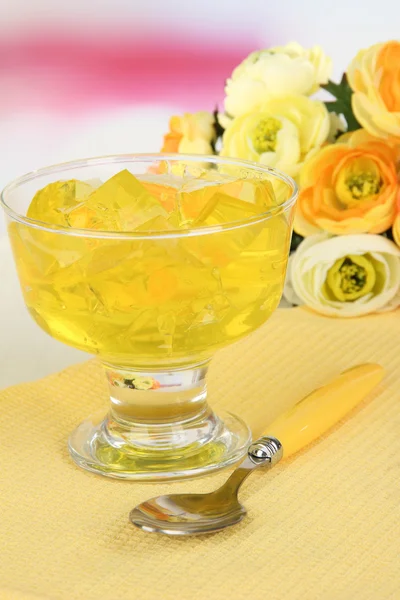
[2,304,399,600]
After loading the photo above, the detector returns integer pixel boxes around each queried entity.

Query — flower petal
[289,234,400,317]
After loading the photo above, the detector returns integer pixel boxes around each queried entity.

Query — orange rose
[295,129,400,236]
[393,214,400,246]
[348,41,400,139]
[161,112,216,154]
[162,127,183,153]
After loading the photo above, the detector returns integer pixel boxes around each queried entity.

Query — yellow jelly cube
[181,193,267,267]
[140,181,178,213]
[240,179,277,209]
[176,178,276,226]
[134,215,174,232]
[66,203,117,230]
[67,170,168,231]
[27,180,94,226]
[194,192,262,227]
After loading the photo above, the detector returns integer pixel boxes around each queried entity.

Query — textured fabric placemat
[1,308,399,600]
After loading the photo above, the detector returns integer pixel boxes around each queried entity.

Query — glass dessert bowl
[1,154,297,480]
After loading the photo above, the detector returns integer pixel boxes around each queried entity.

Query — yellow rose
[223,42,332,120]
[296,129,400,236]
[161,112,216,155]
[220,95,330,177]
[348,40,400,138]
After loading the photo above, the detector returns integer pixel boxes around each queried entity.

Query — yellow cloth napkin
[1,308,400,600]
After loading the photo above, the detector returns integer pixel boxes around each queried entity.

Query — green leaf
[380,228,395,242]
[211,106,225,153]
[213,106,225,136]
[322,74,361,132]
[290,232,304,254]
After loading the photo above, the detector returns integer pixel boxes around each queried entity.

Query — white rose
[223,42,332,120]
[284,234,400,317]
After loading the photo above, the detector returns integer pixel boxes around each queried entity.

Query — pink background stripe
[0,35,257,112]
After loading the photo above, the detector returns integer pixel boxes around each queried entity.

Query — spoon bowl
[130,492,247,535]
[130,438,282,535]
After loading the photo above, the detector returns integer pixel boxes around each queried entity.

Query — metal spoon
[130,364,384,536]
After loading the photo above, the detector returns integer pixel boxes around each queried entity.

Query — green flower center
[252,118,282,154]
[325,255,376,302]
[345,172,382,200]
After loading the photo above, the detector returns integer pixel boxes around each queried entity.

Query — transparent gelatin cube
[238,178,277,209]
[8,222,89,288]
[85,280,138,313]
[157,311,176,351]
[66,170,168,231]
[134,215,175,232]
[81,241,137,278]
[27,180,94,226]
[8,223,58,282]
[185,299,229,350]
[55,281,107,315]
[194,192,263,227]
[90,264,179,314]
[176,177,276,226]
[181,193,266,267]
[217,214,291,312]
[240,213,292,281]
[140,180,178,213]
[66,203,119,231]
[115,308,162,349]
[187,291,231,329]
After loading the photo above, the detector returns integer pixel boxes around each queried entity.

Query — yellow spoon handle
[266,364,385,459]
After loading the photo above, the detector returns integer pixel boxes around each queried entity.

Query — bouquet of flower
[161,41,400,317]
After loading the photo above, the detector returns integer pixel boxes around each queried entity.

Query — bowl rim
[0,153,298,240]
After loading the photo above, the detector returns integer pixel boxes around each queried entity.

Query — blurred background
[1,0,400,386]
[1,0,400,232]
